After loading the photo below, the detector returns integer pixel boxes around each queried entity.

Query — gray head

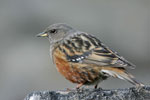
[37,23,76,43]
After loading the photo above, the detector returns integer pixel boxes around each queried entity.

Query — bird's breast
[52,47,103,84]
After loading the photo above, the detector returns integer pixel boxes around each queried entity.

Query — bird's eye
[50,29,57,34]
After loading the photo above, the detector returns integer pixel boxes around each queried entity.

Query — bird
[37,23,144,90]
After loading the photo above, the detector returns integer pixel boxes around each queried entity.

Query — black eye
[50,29,57,33]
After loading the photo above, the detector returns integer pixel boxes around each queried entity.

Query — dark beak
[36,32,48,37]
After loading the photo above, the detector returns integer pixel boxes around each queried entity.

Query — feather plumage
[62,32,136,69]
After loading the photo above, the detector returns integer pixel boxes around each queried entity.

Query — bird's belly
[53,51,106,84]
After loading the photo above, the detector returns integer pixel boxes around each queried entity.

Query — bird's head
[37,23,76,44]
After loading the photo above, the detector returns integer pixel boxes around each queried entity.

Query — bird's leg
[94,83,103,90]
[94,84,98,89]
[76,83,84,89]
[66,88,72,91]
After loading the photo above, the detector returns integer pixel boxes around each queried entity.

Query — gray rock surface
[24,86,150,100]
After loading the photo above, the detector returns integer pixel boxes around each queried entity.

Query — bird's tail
[101,67,144,89]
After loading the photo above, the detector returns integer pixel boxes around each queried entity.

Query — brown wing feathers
[59,33,134,69]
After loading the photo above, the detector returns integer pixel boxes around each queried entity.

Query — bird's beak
[36,32,48,37]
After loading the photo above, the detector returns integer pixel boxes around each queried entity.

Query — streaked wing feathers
[62,32,136,69]
[83,47,136,69]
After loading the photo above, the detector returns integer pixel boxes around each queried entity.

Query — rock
[24,86,150,100]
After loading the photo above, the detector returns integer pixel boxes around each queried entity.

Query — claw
[76,83,84,89]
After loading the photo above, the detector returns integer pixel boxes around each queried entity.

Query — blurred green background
[0,0,149,100]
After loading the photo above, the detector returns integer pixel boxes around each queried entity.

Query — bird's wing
[62,32,136,69]
[82,45,136,69]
